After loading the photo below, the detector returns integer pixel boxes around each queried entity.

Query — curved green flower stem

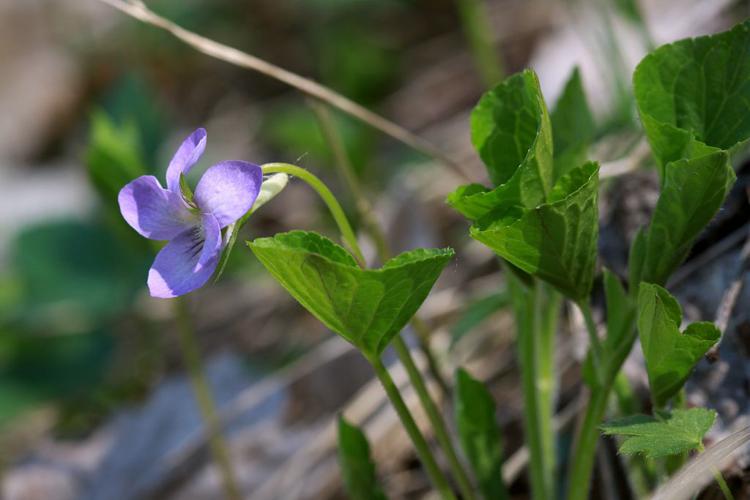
[261,163,365,266]
[260,162,467,497]
[308,100,452,397]
[509,275,561,500]
[173,297,242,500]
[392,336,476,500]
[455,0,504,87]
[370,355,457,500]
[307,99,390,261]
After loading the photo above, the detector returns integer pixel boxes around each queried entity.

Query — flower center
[186,225,205,260]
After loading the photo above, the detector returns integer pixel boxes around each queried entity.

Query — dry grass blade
[93,0,473,181]
[650,426,750,500]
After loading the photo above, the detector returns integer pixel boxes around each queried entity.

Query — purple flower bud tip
[118,128,262,298]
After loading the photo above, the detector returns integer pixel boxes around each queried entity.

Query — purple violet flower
[118,128,262,298]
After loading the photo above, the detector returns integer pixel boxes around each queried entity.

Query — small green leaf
[638,151,735,286]
[455,368,508,500]
[602,408,716,458]
[637,283,720,407]
[448,69,557,222]
[470,162,599,301]
[471,69,554,194]
[247,231,454,358]
[634,21,750,173]
[551,67,596,180]
[337,416,388,500]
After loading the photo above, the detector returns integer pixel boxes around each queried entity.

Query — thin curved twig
[93,0,473,181]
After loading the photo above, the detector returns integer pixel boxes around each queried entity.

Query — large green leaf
[637,283,719,407]
[470,162,599,301]
[337,416,388,500]
[448,69,555,221]
[11,220,147,330]
[455,368,508,500]
[551,67,596,181]
[634,21,750,173]
[602,408,716,458]
[0,330,114,427]
[247,231,454,358]
[634,151,735,286]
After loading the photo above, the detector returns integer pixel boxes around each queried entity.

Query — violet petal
[194,160,263,228]
[118,175,196,240]
[147,214,222,298]
[166,128,207,193]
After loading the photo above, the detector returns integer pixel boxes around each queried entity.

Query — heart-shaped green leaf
[601,408,716,459]
[448,69,554,220]
[469,162,599,301]
[455,368,508,500]
[637,283,720,407]
[634,21,750,174]
[631,151,735,287]
[247,231,454,359]
[337,416,388,500]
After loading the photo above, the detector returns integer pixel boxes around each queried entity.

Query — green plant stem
[455,0,504,87]
[261,162,466,496]
[714,468,734,500]
[173,298,241,500]
[509,275,560,500]
[392,336,476,500]
[260,163,365,266]
[566,382,611,500]
[370,356,457,500]
[306,104,469,491]
[665,389,688,474]
[408,316,451,397]
[307,100,452,397]
[566,320,639,500]
[579,300,605,385]
[307,99,390,261]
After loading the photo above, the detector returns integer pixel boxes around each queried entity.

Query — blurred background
[1,0,749,498]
